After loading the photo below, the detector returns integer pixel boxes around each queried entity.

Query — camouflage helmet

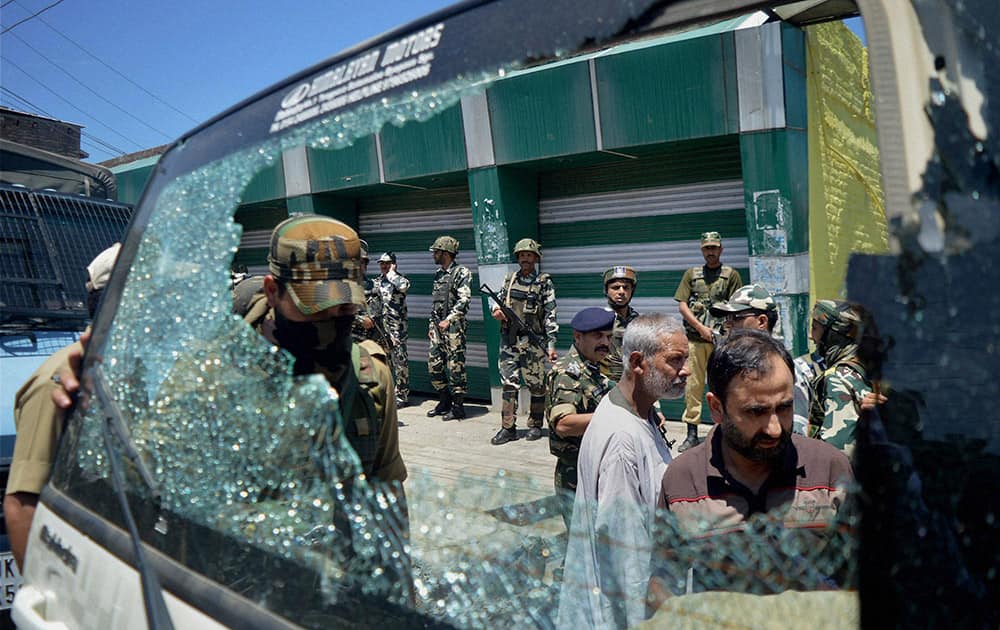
[429,235,460,254]
[513,238,542,258]
[267,215,366,314]
[603,265,637,287]
[710,284,776,317]
[812,300,861,338]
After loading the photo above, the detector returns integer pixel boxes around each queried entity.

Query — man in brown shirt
[651,330,853,601]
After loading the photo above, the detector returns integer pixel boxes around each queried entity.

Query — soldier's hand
[438,319,450,331]
[361,316,374,330]
[53,329,90,409]
[492,308,506,322]
[861,391,888,410]
[698,324,714,342]
[548,348,558,362]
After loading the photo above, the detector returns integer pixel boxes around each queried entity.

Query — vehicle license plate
[0,552,21,610]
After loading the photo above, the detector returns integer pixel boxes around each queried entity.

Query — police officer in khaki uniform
[546,307,614,525]
[490,238,559,445]
[426,235,473,420]
[600,265,640,381]
[674,231,742,452]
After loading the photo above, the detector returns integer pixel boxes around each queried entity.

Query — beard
[644,363,686,400]
[721,416,791,463]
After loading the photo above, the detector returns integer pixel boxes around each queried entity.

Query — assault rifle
[480,283,545,348]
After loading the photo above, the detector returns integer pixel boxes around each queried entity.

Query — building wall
[110,19,880,402]
[0,109,85,160]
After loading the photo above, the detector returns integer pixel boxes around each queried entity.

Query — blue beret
[571,307,616,332]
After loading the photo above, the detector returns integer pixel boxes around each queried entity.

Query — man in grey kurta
[557,313,690,629]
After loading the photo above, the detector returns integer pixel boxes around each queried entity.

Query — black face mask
[272,310,354,385]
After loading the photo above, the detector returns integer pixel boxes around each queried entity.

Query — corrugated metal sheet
[554,297,682,325]
[539,180,744,223]
[406,295,485,321]
[369,251,479,276]
[540,238,749,275]
[407,339,490,368]
[360,206,474,233]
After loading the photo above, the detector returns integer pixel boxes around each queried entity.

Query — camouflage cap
[710,284,776,317]
[812,299,861,337]
[429,235,459,254]
[378,251,396,263]
[603,265,637,286]
[701,231,723,246]
[267,215,365,315]
[513,237,542,258]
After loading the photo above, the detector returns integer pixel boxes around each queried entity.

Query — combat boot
[427,390,452,417]
[491,427,518,445]
[443,394,466,420]
[677,423,700,453]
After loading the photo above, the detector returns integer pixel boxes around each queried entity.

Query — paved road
[394,395,696,621]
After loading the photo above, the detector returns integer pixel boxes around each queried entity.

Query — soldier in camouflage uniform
[805,300,873,458]
[546,307,614,526]
[426,235,473,420]
[674,231,743,452]
[600,266,640,381]
[489,238,559,445]
[376,252,411,407]
[352,240,389,352]
[239,217,407,485]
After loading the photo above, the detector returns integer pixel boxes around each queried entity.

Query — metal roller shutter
[538,140,750,420]
[358,186,491,400]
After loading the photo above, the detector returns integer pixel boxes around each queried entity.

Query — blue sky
[1,1,866,164]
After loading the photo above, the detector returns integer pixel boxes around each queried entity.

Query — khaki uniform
[7,341,81,496]
[497,269,558,429]
[429,261,472,395]
[674,264,742,424]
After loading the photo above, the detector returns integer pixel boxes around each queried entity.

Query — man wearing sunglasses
[708,284,779,336]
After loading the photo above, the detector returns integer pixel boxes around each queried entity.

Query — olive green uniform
[674,264,742,425]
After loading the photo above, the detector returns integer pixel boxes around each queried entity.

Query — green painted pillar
[736,22,811,357]
[466,166,539,404]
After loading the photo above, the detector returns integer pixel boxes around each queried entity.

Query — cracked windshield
[28,0,1000,628]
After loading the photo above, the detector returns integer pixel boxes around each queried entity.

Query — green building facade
[112,17,818,416]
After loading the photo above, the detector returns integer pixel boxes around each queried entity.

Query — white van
[13,0,1000,628]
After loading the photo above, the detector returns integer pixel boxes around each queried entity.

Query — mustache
[595,345,610,353]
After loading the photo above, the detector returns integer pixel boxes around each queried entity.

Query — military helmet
[710,284,777,317]
[429,235,460,254]
[812,300,861,338]
[513,238,542,258]
[359,238,370,261]
[603,265,637,287]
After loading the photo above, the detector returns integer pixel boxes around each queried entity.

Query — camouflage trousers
[428,320,467,395]
[385,319,409,402]
[553,461,577,529]
[499,342,546,429]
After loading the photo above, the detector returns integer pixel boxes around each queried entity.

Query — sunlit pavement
[396,396,692,572]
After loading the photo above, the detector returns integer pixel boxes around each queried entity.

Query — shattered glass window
[40,0,1000,628]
